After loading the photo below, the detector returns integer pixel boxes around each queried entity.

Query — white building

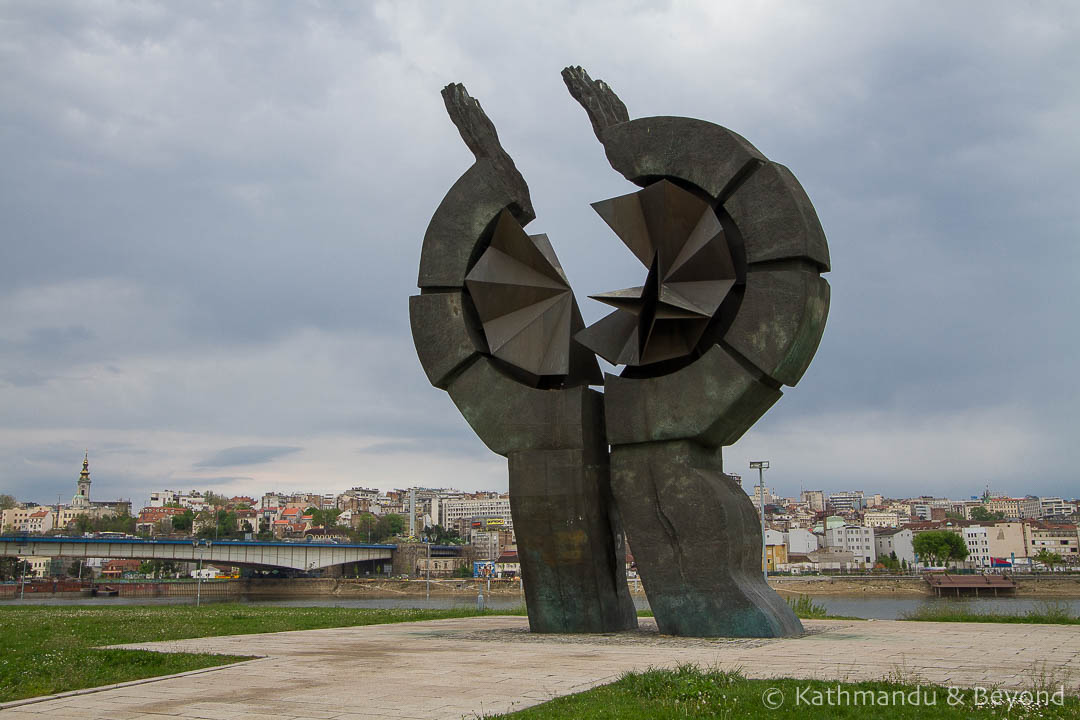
[747,485,778,511]
[148,490,177,507]
[1040,497,1077,520]
[149,490,207,511]
[17,556,53,578]
[828,491,864,512]
[24,510,54,534]
[2,506,54,533]
[963,526,992,568]
[874,527,915,568]
[863,511,904,529]
[785,528,818,555]
[440,496,513,532]
[823,524,876,567]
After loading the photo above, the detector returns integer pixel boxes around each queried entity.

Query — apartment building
[863,511,905,529]
[822,524,876,566]
[1039,497,1078,520]
[1024,523,1079,563]
[2,506,54,532]
[963,526,993,567]
[440,496,513,534]
[800,490,825,513]
[987,496,1041,520]
[149,490,208,511]
[827,491,864,512]
[874,527,915,567]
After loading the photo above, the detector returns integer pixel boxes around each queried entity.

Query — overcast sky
[2,1,1077,509]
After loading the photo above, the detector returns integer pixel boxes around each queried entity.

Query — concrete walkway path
[2,617,1078,719]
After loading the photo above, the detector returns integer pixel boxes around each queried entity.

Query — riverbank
[4,574,1079,601]
[769,575,1080,597]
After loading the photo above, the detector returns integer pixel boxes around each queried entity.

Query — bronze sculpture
[410,68,830,637]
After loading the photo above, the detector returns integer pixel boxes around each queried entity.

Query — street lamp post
[750,461,770,582]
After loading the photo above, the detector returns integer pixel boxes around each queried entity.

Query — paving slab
[2,616,1079,719]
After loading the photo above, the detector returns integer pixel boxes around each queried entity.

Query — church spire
[73,451,92,508]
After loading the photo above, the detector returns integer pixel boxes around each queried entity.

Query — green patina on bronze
[411,68,830,638]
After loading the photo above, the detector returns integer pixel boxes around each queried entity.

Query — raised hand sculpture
[410,84,636,633]
[411,69,830,637]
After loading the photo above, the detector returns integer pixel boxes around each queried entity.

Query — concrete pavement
[2,616,1079,719]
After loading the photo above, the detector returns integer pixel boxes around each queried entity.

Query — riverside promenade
[2,617,1078,719]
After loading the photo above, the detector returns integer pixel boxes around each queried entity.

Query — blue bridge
[0,535,395,573]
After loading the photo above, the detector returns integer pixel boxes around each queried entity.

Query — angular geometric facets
[576,180,737,366]
[465,209,577,377]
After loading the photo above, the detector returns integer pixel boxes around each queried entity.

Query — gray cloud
[0,1,1077,506]
[194,446,303,468]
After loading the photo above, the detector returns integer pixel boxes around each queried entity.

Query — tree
[304,507,342,529]
[0,558,32,580]
[373,514,404,542]
[172,509,195,533]
[196,509,239,539]
[138,559,179,579]
[73,511,136,535]
[422,524,462,545]
[1034,549,1064,572]
[0,494,15,511]
[913,530,969,567]
[354,512,377,541]
[203,492,229,509]
[970,506,1005,522]
[67,561,83,577]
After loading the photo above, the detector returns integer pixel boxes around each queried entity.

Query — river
[3,593,1079,619]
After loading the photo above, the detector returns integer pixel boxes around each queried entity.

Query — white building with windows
[785,528,818,554]
[1039,498,1077,520]
[822,524,876,567]
[149,490,207,511]
[439,496,513,532]
[874,527,915,567]
[863,511,904,529]
[963,526,992,567]
[827,491,864,512]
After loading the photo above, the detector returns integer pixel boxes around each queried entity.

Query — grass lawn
[0,604,506,703]
[491,665,1080,719]
[900,601,1080,625]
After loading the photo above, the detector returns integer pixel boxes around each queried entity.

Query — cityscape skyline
[3,451,1076,516]
[2,3,1078,503]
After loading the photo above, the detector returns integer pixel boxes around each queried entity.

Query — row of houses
[763,520,1079,572]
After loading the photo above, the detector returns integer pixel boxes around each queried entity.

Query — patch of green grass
[900,600,1080,625]
[0,604,505,702]
[786,594,828,619]
[490,665,1080,719]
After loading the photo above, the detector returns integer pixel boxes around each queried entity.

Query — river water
[3,593,1079,619]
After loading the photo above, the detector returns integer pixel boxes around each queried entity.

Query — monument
[410,67,830,637]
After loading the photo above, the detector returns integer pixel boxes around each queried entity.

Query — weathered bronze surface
[563,65,831,637]
[412,69,831,639]
[411,84,634,633]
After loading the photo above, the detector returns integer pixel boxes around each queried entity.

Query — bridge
[0,535,395,573]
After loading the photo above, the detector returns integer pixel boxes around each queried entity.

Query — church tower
[72,452,91,509]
